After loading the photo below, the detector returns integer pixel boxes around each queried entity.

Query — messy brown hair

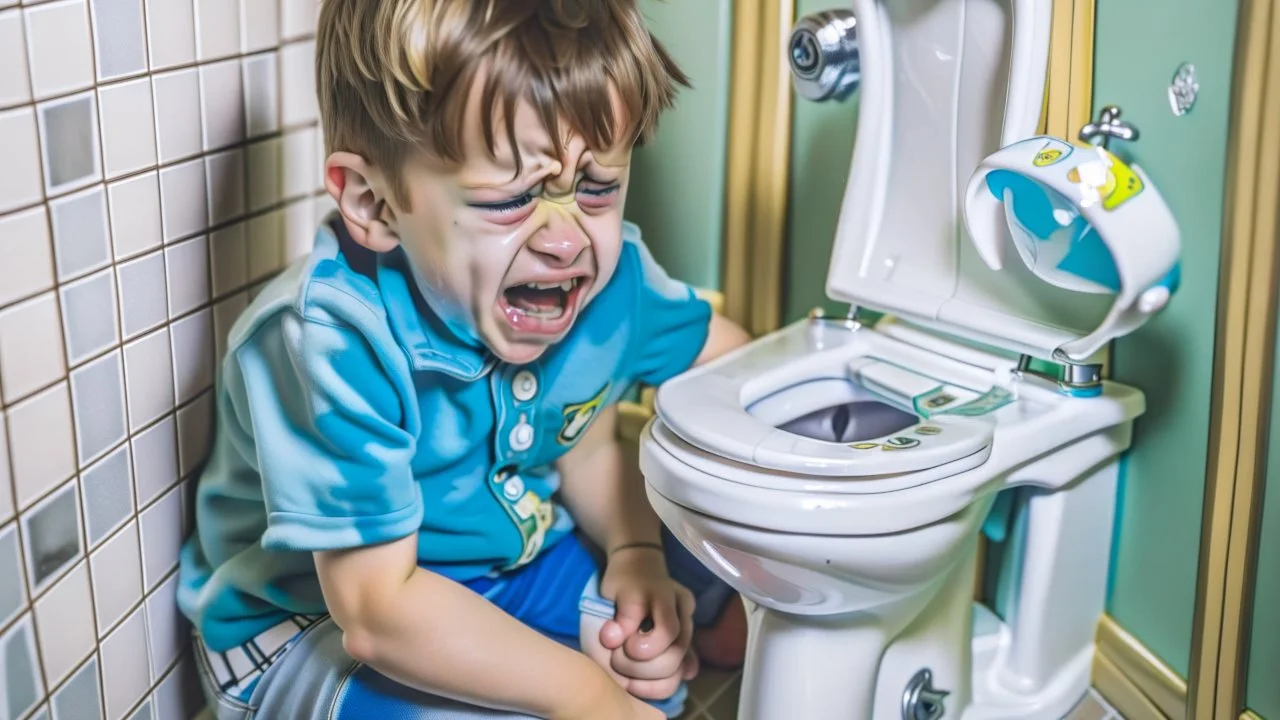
[316,0,689,207]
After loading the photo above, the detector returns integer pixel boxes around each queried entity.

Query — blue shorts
[192,530,731,719]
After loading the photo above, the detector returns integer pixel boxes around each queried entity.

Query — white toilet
[638,1,1181,719]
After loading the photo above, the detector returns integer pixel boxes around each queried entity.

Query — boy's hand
[596,547,699,698]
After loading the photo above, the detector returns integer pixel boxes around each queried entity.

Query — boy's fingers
[624,671,684,702]
[610,639,686,680]
[624,596,678,661]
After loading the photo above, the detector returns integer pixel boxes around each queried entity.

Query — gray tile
[154,656,204,720]
[70,351,128,466]
[700,671,740,720]
[124,328,175,432]
[132,415,178,507]
[38,93,101,192]
[166,235,210,318]
[128,699,153,720]
[146,574,184,682]
[205,149,245,226]
[171,309,213,405]
[199,58,245,151]
[81,445,133,547]
[52,655,103,720]
[1,615,42,720]
[31,706,50,720]
[51,186,111,280]
[159,158,209,242]
[176,391,212,476]
[242,52,278,138]
[22,481,82,590]
[139,485,181,590]
[60,268,120,366]
[209,223,247,296]
[91,0,148,80]
[152,70,203,163]
[0,523,27,627]
[117,250,169,339]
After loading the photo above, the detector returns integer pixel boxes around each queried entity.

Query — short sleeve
[627,238,713,387]
[228,310,422,552]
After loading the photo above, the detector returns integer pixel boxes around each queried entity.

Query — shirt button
[503,476,525,500]
[510,419,535,452]
[512,371,538,402]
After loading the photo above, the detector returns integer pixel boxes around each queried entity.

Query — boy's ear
[324,151,400,253]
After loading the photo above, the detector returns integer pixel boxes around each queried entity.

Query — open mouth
[499,277,587,335]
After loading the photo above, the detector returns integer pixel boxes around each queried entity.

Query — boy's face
[378,88,633,366]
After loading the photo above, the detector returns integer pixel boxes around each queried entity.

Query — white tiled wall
[0,0,329,718]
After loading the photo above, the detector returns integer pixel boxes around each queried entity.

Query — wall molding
[1190,0,1280,717]
[721,0,794,337]
[1094,615,1188,720]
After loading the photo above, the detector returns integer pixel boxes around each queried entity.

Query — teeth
[559,280,574,291]
[515,306,565,320]
[522,279,578,291]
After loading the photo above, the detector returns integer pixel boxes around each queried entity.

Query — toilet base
[732,600,1091,720]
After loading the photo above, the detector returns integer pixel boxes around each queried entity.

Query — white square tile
[166,235,210,317]
[146,574,184,683]
[0,291,66,404]
[21,478,83,593]
[247,137,281,211]
[239,0,276,52]
[246,207,281,280]
[176,390,212,476]
[116,249,167,339]
[283,197,313,263]
[0,614,44,719]
[0,107,45,213]
[107,171,163,260]
[98,78,158,178]
[313,192,337,227]
[7,382,75,511]
[89,520,142,635]
[0,9,33,107]
[91,0,148,81]
[153,655,202,720]
[159,158,209,242]
[209,222,246,296]
[100,604,151,720]
[152,69,203,164]
[194,0,239,61]
[282,126,315,200]
[0,514,26,623]
[205,148,245,226]
[132,415,177,507]
[171,308,213,404]
[70,349,128,466]
[23,0,95,100]
[123,327,174,431]
[0,205,55,306]
[280,0,317,40]
[144,0,195,70]
[242,51,278,138]
[280,40,317,126]
[36,92,102,196]
[60,268,120,366]
[139,484,180,590]
[33,560,93,686]
[199,58,245,151]
[0,413,12,525]
[50,184,111,280]
[212,291,246,360]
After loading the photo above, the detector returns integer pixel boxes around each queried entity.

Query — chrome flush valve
[789,10,860,102]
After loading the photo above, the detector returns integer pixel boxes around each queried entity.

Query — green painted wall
[783,0,860,322]
[1098,1,1238,679]
[625,0,733,291]
[1247,348,1280,717]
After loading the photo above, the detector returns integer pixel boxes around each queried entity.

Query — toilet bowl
[637,1,1181,718]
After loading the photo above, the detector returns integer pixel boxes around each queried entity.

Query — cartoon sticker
[491,469,556,570]
[1033,138,1073,167]
[558,383,611,444]
[1066,149,1144,212]
[915,426,942,436]
[851,437,921,451]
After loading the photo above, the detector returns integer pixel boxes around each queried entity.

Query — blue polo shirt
[176,215,711,652]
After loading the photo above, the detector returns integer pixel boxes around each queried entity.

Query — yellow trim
[1190,1,1280,716]
[1041,0,1095,141]
[1242,711,1264,720]
[1094,615,1188,720]
[722,0,793,336]
[1094,651,1172,720]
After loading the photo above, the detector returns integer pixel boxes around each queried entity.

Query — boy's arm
[694,312,752,367]
[314,538,658,720]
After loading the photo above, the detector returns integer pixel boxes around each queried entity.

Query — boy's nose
[526,214,589,267]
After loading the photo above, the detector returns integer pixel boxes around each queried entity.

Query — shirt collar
[327,216,495,381]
